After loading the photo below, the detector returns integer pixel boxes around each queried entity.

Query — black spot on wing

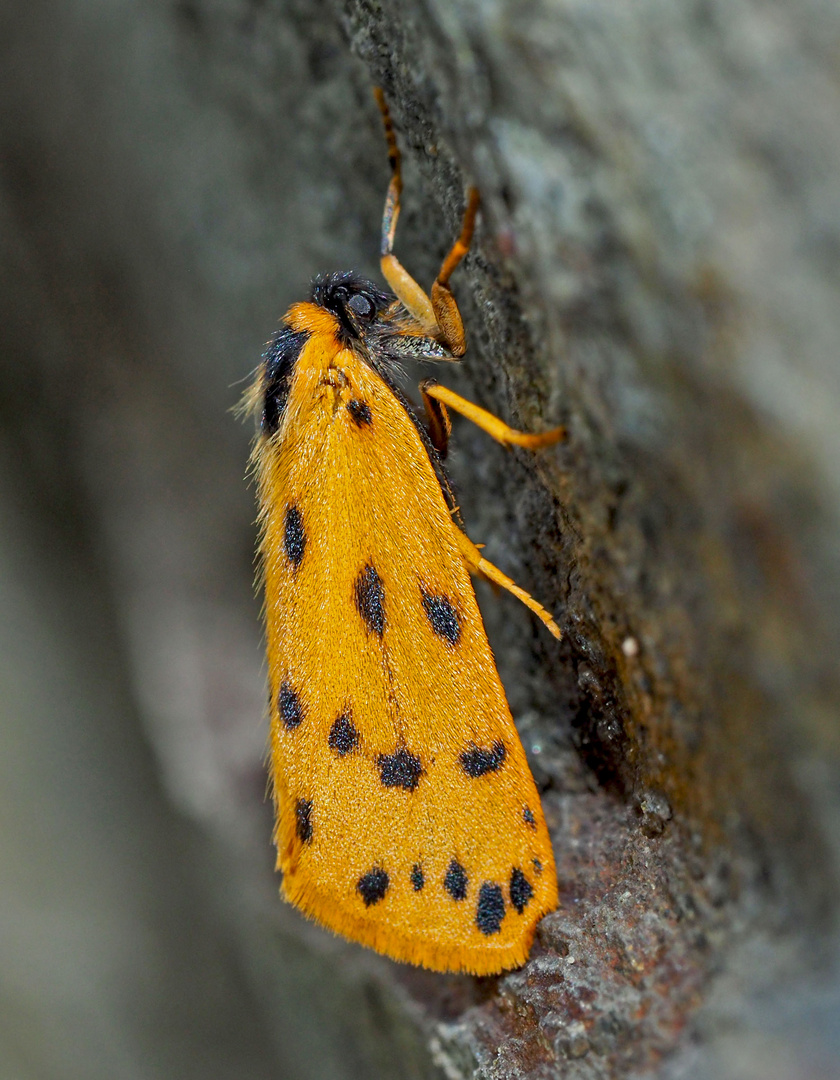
[261,328,308,435]
[378,749,423,791]
[460,741,506,777]
[355,564,385,637]
[347,399,372,427]
[283,504,306,567]
[510,867,534,914]
[295,798,313,843]
[523,806,536,827]
[278,681,303,730]
[476,882,506,935]
[421,590,461,645]
[357,867,389,906]
[444,859,468,901]
[328,712,358,755]
[411,864,425,891]
[533,858,543,875]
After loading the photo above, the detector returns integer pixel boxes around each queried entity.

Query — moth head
[311,272,393,342]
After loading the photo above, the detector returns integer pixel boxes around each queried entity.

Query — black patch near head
[278,681,303,730]
[261,328,309,436]
[378,749,423,791]
[328,712,358,755]
[523,806,536,827]
[421,591,461,646]
[311,272,392,343]
[355,564,385,637]
[444,859,468,901]
[460,740,506,777]
[357,867,389,907]
[283,504,306,567]
[509,867,534,914]
[411,864,425,891]
[295,798,313,843]
[476,882,506,935]
[347,399,372,427]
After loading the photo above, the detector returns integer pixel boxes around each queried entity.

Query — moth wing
[256,339,557,975]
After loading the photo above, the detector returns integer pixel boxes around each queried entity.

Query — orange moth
[246,90,565,975]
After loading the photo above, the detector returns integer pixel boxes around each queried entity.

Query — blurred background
[2,1,840,1078]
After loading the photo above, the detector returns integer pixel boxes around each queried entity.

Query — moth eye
[347,293,375,321]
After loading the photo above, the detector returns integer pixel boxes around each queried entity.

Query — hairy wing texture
[255,335,557,974]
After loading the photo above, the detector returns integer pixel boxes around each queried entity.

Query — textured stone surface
[1,0,839,1077]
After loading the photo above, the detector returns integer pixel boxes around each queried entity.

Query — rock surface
[1,0,839,1077]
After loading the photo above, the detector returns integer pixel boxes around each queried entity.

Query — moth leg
[374,88,477,355]
[421,383,452,457]
[421,379,566,449]
[374,88,438,335]
[428,188,479,358]
[453,527,562,639]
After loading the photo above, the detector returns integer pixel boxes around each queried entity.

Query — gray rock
[1,1,838,1077]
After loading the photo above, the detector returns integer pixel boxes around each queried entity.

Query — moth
[246,90,564,975]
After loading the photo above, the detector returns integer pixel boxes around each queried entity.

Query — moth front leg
[374,88,478,355]
[427,187,479,357]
